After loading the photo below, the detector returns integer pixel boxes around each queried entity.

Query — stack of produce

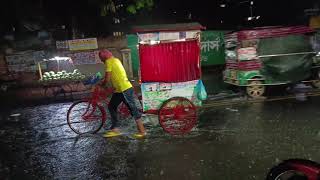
[40,69,86,82]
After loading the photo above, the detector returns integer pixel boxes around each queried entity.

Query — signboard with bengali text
[68,38,98,51]
[201,31,225,65]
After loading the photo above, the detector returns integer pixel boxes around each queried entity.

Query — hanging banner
[68,38,98,51]
[159,32,180,41]
[6,51,46,72]
[138,33,159,42]
[68,51,102,65]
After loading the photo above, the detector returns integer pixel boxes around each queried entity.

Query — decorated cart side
[224,26,319,98]
[133,23,207,135]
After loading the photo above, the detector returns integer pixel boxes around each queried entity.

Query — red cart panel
[139,40,201,83]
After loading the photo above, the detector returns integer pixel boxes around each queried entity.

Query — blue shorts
[108,87,142,129]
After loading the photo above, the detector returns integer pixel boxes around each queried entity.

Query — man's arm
[100,59,112,87]
[103,72,111,83]
[100,72,112,87]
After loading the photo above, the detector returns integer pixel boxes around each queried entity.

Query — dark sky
[152,0,318,29]
[0,0,318,35]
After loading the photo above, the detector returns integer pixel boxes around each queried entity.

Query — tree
[97,0,154,16]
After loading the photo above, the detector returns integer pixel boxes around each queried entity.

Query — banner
[159,32,180,41]
[138,33,159,42]
[201,31,225,65]
[56,41,69,50]
[6,51,46,72]
[68,38,98,51]
[141,80,202,111]
[68,51,102,65]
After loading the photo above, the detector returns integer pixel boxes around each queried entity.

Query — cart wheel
[246,80,265,98]
[158,97,197,135]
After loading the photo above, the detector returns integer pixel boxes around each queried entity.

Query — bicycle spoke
[67,101,104,134]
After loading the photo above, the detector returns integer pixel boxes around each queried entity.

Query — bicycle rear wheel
[67,100,106,134]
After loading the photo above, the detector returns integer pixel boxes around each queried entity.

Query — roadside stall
[224,26,318,98]
[37,38,103,99]
[37,56,90,98]
[37,55,103,98]
[132,23,207,135]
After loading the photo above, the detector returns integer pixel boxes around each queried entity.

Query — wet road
[0,96,320,180]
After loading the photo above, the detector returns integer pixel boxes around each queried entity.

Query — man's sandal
[103,131,122,138]
[132,133,147,139]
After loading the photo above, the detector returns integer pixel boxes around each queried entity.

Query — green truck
[224,26,319,98]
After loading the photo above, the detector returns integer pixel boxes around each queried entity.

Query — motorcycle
[266,159,320,180]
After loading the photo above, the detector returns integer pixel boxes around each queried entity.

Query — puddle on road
[0,99,319,179]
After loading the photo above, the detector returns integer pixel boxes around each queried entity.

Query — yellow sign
[68,38,98,51]
[310,16,320,29]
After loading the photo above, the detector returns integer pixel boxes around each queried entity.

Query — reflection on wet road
[0,97,320,179]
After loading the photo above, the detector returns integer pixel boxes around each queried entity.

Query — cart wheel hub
[246,80,265,98]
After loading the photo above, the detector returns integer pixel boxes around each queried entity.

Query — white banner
[159,32,180,41]
[68,38,98,51]
[138,33,159,42]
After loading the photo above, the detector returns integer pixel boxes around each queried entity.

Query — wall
[97,36,127,59]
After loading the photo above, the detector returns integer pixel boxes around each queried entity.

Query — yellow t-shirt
[105,57,132,93]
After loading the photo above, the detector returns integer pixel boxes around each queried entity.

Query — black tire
[266,163,308,180]
[67,100,106,134]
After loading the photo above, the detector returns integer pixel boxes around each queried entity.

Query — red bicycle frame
[81,86,142,123]
[81,86,113,122]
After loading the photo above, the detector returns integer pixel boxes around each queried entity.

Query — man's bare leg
[135,118,146,135]
[111,128,121,133]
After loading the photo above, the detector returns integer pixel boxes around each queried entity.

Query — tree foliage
[99,0,154,16]
[127,0,154,14]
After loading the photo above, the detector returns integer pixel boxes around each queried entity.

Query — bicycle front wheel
[67,100,106,134]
